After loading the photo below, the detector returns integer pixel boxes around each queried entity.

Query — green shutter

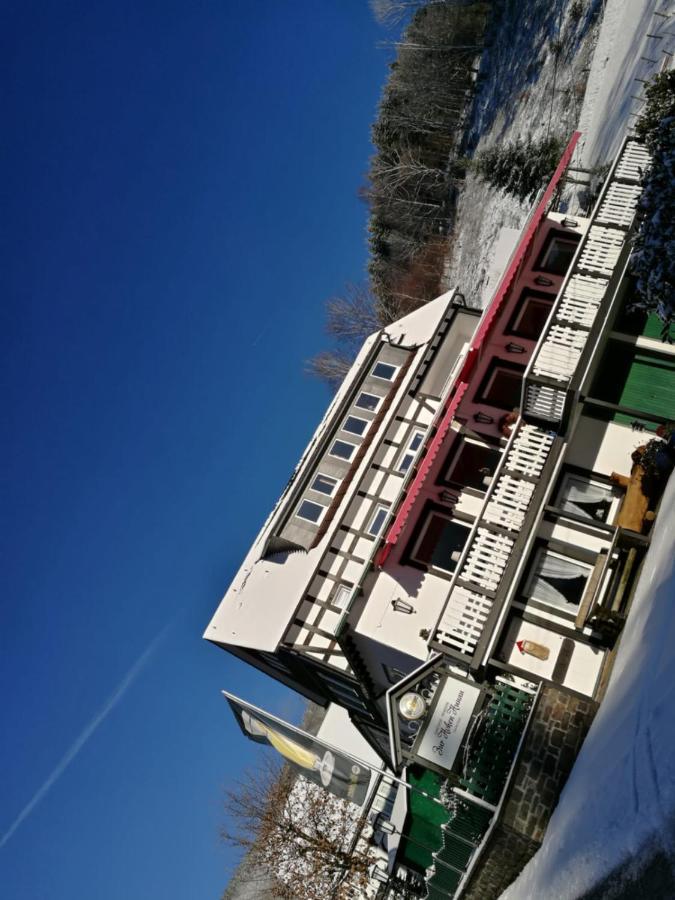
[592,341,675,429]
[642,313,668,340]
[614,351,675,427]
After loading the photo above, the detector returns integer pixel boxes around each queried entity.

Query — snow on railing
[614,140,650,182]
[523,137,651,424]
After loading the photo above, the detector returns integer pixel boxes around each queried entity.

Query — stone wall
[460,686,598,900]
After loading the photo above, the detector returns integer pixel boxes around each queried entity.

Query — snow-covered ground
[501,470,675,899]
[576,0,675,167]
[447,0,602,305]
[446,0,675,307]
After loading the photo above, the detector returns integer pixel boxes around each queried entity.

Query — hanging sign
[416,677,481,771]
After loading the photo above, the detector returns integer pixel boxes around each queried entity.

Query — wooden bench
[610,466,655,533]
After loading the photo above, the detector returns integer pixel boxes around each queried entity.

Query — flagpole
[222,689,450,810]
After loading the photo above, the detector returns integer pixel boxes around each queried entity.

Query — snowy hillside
[446,0,601,305]
[446,0,675,307]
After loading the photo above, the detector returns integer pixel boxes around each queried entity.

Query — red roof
[457,131,581,384]
[376,132,581,566]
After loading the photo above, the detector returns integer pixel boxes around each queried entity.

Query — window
[522,548,591,612]
[355,391,382,413]
[553,473,621,524]
[409,511,470,573]
[506,290,555,340]
[368,504,389,536]
[477,359,525,410]
[329,439,357,461]
[295,499,326,524]
[397,429,425,473]
[331,584,353,611]
[310,473,338,496]
[442,438,501,491]
[372,361,398,381]
[535,229,580,276]
[342,415,369,436]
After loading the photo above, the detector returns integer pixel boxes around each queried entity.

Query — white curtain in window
[528,552,588,608]
[560,479,613,520]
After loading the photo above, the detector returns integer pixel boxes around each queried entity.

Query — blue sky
[1,3,390,897]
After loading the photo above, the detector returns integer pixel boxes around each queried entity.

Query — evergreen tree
[471,135,566,202]
[631,70,675,326]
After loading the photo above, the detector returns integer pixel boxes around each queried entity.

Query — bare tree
[370,0,446,27]
[370,146,448,203]
[325,283,382,348]
[306,284,406,390]
[326,282,401,344]
[304,349,354,390]
[222,759,375,900]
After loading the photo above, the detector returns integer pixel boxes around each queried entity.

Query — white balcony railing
[433,139,651,660]
[433,423,554,657]
[522,137,651,424]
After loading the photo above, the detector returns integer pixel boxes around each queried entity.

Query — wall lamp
[474,411,494,424]
[391,598,414,614]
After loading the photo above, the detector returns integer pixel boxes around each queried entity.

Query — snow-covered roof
[204,291,458,652]
[383,290,458,346]
[204,544,320,651]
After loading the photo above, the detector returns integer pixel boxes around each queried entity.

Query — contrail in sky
[0,625,170,850]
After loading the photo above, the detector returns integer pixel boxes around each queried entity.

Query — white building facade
[208,134,675,898]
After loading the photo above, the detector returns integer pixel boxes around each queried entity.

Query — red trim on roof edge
[460,131,581,376]
[375,132,580,566]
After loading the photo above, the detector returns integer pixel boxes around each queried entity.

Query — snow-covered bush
[630,71,675,323]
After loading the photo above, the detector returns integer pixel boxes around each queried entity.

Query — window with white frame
[397,429,425,473]
[295,499,327,524]
[409,510,470,573]
[329,439,357,461]
[331,584,353,611]
[522,548,591,613]
[553,472,622,524]
[371,361,399,381]
[368,504,389,537]
[310,473,339,496]
[342,415,369,437]
[355,391,382,413]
